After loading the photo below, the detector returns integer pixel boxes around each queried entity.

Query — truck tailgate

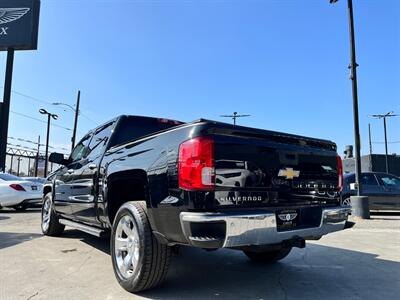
[213,130,340,209]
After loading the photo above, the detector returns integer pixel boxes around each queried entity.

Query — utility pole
[35,135,40,177]
[71,90,80,151]
[39,109,58,177]
[220,112,251,125]
[368,123,372,171]
[0,49,15,172]
[368,123,372,156]
[370,111,397,173]
[52,90,81,152]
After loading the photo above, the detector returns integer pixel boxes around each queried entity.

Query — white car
[0,173,43,211]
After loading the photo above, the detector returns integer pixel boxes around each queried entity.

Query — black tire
[41,192,65,236]
[111,201,171,293]
[243,246,292,263]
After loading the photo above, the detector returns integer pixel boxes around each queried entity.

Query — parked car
[24,177,46,184]
[0,173,43,210]
[342,172,400,211]
[42,115,352,293]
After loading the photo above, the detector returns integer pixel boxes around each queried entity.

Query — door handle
[88,164,97,170]
[67,169,74,174]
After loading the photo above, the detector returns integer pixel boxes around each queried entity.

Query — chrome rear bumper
[180,206,351,248]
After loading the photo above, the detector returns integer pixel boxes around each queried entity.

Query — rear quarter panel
[100,122,210,243]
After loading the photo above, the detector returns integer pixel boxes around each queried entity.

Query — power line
[11,89,53,105]
[8,136,69,151]
[5,87,98,124]
[10,110,72,131]
[79,112,97,124]
[372,141,400,144]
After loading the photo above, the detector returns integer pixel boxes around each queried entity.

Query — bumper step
[59,219,107,238]
[189,236,224,249]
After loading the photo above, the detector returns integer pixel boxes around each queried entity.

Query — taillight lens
[9,184,26,191]
[336,155,343,191]
[178,137,214,191]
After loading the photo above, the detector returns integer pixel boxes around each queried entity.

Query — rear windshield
[111,116,184,147]
[0,173,21,181]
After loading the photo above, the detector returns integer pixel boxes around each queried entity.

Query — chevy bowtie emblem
[0,8,30,25]
[278,213,298,222]
[278,167,300,179]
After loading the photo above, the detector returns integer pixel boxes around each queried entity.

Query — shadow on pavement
[0,232,43,250]
[62,229,110,255]
[64,229,399,299]
[0,216,10,221]
[136,244,398,300]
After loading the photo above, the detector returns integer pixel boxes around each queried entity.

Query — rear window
[0,173,21,181]
[111,116,184,147]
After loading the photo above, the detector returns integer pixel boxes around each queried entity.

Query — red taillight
[178,137,214,191]
[9,184,26,191]
[336,155,343,191]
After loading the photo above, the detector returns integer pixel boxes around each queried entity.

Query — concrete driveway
[0,208,399,300]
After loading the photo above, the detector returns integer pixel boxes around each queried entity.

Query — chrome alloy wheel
[114,214,140,279]
[42,197,51,232]
[342,198,352,206]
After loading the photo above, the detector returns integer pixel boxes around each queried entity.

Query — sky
[1,0,399,164]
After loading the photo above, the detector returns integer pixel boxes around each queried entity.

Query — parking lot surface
[0,208,399,300]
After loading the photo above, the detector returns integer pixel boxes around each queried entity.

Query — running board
[59,219,106,237]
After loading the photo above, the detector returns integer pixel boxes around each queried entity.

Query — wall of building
[343,154,400,176]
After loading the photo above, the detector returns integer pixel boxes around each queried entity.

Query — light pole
[53,90,81,152]
[39,109,58,177]
[0,49,15,173]
[330,0,370,218]
[370,111,398,173]
[330,0,362,196]
[220,112,251,125]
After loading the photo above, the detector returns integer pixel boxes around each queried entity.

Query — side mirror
[49,152,68,165]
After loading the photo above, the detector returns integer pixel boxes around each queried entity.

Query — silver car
[341,172,400,211]
[0,173,43,211]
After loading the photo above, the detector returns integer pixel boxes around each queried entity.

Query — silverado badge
[278,167,300,180]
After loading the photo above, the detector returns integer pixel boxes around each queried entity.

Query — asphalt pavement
[0,208,399,300]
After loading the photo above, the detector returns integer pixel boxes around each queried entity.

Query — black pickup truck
[42,115,352,293]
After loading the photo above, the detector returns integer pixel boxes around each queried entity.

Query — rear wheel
[111,201,171,293]
[243,247,292,263]
[41,192,65,236]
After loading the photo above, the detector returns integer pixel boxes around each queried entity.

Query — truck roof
[85,115,336,151]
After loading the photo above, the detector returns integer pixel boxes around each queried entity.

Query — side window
[86,122,114,160]
[70,135,92,162]
[377,174,400,187]
[360,174,379,186]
